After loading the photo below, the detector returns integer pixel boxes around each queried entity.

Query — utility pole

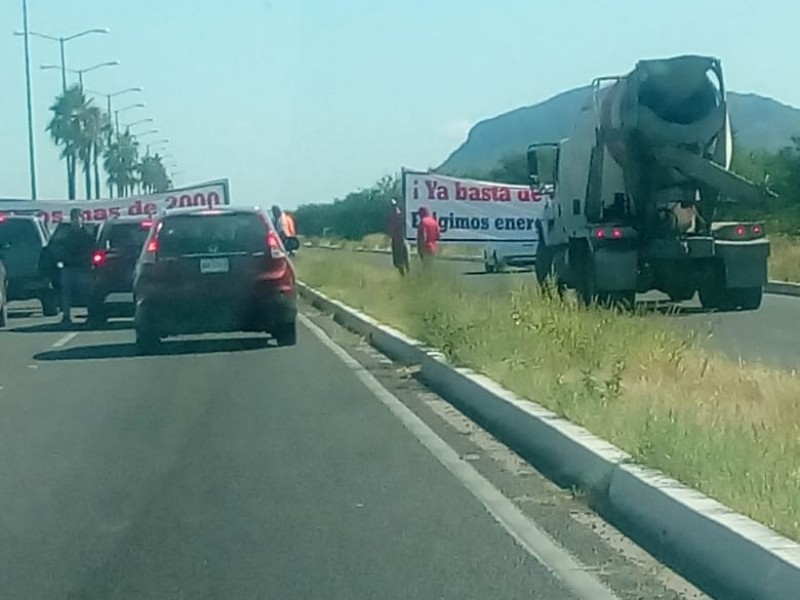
[21,0,37,199]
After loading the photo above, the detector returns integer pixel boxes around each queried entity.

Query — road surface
[0,301,708,600]
[359,251,800,371]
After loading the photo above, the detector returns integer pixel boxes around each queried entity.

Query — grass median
[296,248,800,542]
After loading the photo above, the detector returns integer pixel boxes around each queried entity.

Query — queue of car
[0,206,300,354]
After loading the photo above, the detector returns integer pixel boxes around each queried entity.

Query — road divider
[298,280,800,600]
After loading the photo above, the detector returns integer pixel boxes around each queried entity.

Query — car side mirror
[284,237,300,252]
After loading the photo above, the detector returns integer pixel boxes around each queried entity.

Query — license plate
[200,258,229,274]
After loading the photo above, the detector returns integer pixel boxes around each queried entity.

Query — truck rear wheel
[699,264,727,311]
[729,287,763,311]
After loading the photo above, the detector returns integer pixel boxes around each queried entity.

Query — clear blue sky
[1,0,798,208]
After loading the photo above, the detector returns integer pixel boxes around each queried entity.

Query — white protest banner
[0,179,229,230]
[402,170,545,243]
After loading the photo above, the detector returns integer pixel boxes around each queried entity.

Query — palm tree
[137,154,172,194]
[91,112,112,199]
[104,129,140,197]
[47,85,90,200]
[77,105,103,200]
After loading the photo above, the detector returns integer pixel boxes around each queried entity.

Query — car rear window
[158,213,266,256]
[0,220,39,248]
[103,223,151,250]
[50,223,99,244]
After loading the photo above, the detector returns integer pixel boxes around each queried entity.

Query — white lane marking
[52,332,78,348]
[298,314,619,600]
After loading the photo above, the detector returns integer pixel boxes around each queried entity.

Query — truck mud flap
[594,249,638,291]
[715,240,769,289]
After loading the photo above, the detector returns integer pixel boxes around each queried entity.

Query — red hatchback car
[132,207,299,354]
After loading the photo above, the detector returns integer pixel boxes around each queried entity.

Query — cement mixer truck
[529,55,772,310]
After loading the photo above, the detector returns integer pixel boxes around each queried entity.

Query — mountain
[438,88,800,175]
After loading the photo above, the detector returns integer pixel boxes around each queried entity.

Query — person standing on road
[416,206,440,264]
[387,198,409,275]
[54,209,95,327]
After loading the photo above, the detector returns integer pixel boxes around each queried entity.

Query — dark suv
[0,215,59,316]
[133,207,300,354]
[88,217,153,326]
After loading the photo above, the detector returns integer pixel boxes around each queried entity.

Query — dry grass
[296,248,800,542]
[769,236,800,282]
[302,235,482,258]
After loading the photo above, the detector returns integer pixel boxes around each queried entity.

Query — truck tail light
[595,227,628,240]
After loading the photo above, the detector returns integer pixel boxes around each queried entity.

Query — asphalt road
[0,302,710,600]
[362,251,800,371]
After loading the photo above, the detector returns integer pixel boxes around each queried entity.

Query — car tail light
[612,227,623,239]
[752,225,763,235]
[267,232,286,259]
[141,220,153,228]
[595,229,605,239]
[146,238,158,253]
[735,225,746,236]
[92,250,107,267]
[0,214,5,222]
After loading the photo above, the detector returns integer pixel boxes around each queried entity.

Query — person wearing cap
[51,209,95,326]
[387,198,409,275]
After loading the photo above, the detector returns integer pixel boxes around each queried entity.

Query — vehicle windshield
[0,220,37,247]
[158,213,265,256]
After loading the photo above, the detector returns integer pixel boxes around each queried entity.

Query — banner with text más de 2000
[0,179,229,230]
[402,170,545,243]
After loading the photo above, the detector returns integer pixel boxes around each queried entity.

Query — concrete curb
[305,243,800,296]
[298,281,800,600]
[764,280,800,297]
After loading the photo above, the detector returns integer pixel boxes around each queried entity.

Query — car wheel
[136,324,162,355]
[0,300,7,328]
[484,259,495,274]
[41,290,59,317]
[273,321,297,347]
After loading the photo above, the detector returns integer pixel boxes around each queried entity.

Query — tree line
[293,139,800,240]
[47,85,171,200]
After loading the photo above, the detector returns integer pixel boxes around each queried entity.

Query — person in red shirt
[416,206,440,262]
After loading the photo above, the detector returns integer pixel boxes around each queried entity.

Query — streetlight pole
[42,61,119,91]
[16,26,110,199]
[114,103,146,134]
[146,139,169,156]
[21,0,37,199]
[123,118,154,130]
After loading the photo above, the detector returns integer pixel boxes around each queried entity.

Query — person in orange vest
[283,211,296,238]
